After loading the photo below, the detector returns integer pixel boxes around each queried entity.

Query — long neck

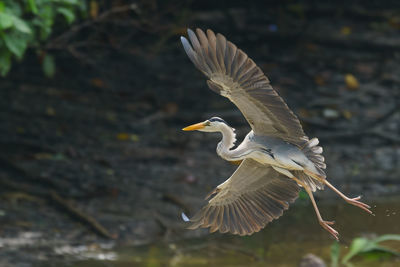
[216,124,237,159]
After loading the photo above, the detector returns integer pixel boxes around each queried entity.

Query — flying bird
[180,28,371,240]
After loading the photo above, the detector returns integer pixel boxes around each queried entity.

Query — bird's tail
[295,137,327,191]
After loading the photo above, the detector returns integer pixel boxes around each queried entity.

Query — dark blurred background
[0,0,399,266]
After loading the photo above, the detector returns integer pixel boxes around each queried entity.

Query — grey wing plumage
[181,28,307,145]
[188,159,300,235]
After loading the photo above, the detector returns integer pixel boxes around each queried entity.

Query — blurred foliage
[330,241,340,267]
[298,189,309,200]
[330,234,400,267]
[0,0,86,77]
[0,0,191,77]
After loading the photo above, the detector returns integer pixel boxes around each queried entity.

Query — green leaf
[3,32,28,59]
[0,48,12,76]
[373,234,400,243]
[42,53,55,78]
[38,5,54,40]
[342,235,400,264]
[371,245,400,256]
[342,238,369,263]
[57,7,75,24]
[27,0,38,14]
[0,13,13,29]
[57,0,80,5]
[11,15,32,34]
[330,241,340,267]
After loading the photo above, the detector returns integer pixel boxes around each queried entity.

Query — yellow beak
[182,122,206,131]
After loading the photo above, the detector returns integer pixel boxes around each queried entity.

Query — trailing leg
[291,176,339,240]
[322,179,372,214]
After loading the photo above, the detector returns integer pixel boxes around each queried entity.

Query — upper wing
[181,28,307,145]
[188,159,300,235]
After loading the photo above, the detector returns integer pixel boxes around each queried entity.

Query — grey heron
[181,28,372,240]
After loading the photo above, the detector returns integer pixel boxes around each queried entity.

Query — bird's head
[182,117,229,132]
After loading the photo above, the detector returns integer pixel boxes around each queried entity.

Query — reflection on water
[71,197,400,267]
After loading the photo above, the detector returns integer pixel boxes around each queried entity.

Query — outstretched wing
[188,159,300,235]
[181,28,307,145]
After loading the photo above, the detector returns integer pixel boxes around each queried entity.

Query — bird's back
[248,132,326,190]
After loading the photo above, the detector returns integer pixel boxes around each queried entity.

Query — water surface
[70,197,400,266]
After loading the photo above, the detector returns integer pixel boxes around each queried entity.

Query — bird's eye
[205,121,211,126]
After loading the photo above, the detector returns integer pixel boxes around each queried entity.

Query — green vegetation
[0,0,86,77]
[330,234,400,267]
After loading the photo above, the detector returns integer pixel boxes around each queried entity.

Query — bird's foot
[319,220,339,240]
[346,196,372,214]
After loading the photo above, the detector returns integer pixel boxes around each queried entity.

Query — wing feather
[216,33,226,72]
[181,28,307,145]
[188,159,300,236]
